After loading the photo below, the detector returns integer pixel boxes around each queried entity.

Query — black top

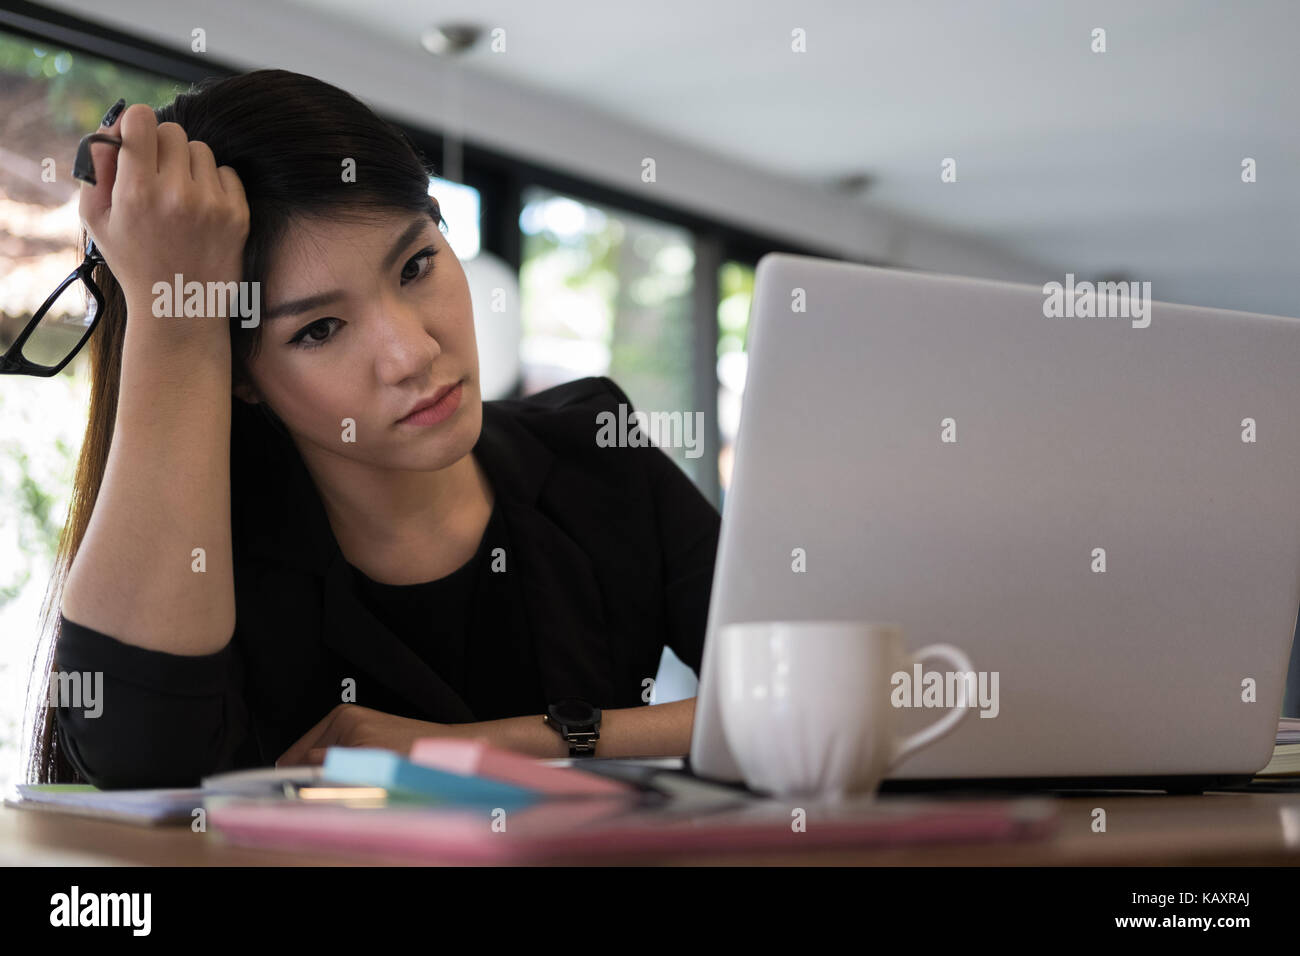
[54,376,721,789]
[345,501,547,721]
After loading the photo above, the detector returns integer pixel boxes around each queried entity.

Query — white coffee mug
[717,620,975,799]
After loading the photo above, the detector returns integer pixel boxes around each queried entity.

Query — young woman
[26,70,720,789]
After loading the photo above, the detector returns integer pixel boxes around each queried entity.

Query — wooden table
[5,790,1300,865]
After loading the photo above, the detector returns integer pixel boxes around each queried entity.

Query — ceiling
[119,0,1300,315]
[280,0,1297,316]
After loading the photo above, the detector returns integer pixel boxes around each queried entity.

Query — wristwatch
[543,697,602,758]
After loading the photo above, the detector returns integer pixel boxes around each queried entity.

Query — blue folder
[321,748,539,811]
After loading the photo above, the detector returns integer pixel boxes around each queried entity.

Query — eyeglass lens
[19,277,100,370]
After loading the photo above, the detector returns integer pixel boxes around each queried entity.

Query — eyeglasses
[0,235,108,378]
[0,131,121,378]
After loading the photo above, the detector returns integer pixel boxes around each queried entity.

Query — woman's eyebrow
[264,215,435,322]
[380,214,435,272]
[264,290,344,323]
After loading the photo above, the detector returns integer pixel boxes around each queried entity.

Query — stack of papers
[1257,717,1300,777]
[3,740,644,826]
[1276,717,1300,745]
[6,785,210,826]
[4,766,328,825]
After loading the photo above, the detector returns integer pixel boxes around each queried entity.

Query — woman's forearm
[454,697,697,759]
[64,102,249,658]
[61,310,236,655]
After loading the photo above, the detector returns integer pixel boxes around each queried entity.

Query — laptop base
[680,754,1259,796]
[878,773,1255,796]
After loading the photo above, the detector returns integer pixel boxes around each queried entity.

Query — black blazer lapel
[476,400,618,708]
[493,499,617,707]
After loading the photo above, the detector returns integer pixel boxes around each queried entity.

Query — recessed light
[420,23,483,57]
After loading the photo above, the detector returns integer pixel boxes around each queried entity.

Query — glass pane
[717,260,755,503]
[428,176,480,260]
[19,279,96,369]
[518,185,699,483]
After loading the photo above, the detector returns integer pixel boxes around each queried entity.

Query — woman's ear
[232,381,261,405]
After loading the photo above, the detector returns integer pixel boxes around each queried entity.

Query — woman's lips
[397,381,463,427]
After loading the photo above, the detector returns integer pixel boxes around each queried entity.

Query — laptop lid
[690,253,1300,783]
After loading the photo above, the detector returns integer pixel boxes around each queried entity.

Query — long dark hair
[25,68,445,783]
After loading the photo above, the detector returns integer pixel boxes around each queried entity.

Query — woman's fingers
[216,165,246,204]
[76,105,126,231]
[277,705,348,767]
[113,103,158,193]
[187,139,222,193]
[74,100,251,308]
[154,121,192,191]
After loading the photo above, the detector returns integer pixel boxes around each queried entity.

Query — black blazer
[55,376,721,789]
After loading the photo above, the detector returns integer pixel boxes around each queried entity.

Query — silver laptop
[689,253,1300,790]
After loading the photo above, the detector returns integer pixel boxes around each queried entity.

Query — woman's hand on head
[77,102,250,318]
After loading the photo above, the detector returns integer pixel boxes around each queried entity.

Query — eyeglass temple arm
[72,131,118,263]
[72,132,122,188]
[82,235,106,266]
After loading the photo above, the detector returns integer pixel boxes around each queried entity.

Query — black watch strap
[561,730,599,758]
[544,698,602,758]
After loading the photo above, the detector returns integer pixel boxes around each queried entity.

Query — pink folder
[408,738,633,796]
[208,794,1058,864]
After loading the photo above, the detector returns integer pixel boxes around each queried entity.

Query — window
[428,175,480,261]
[518,185,702,485]
[0,30,181,789]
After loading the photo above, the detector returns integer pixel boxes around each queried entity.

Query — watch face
[552,699,592,722]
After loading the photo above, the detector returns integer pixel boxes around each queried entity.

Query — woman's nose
[374,305,442,384]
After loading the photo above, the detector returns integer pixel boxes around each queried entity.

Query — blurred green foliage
[718,260,755,356]
[0,33,185,129]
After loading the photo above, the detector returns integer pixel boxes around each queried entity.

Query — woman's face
[237,208,482,471]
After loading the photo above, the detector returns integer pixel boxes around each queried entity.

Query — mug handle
[889,644,976,768]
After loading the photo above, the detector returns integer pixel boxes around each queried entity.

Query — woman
[26,70,720,789]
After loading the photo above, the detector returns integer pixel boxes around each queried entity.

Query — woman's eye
[289,317,342,350]
[401,246,439,284]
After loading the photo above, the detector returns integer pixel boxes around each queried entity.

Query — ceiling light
[420,23,483,57]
